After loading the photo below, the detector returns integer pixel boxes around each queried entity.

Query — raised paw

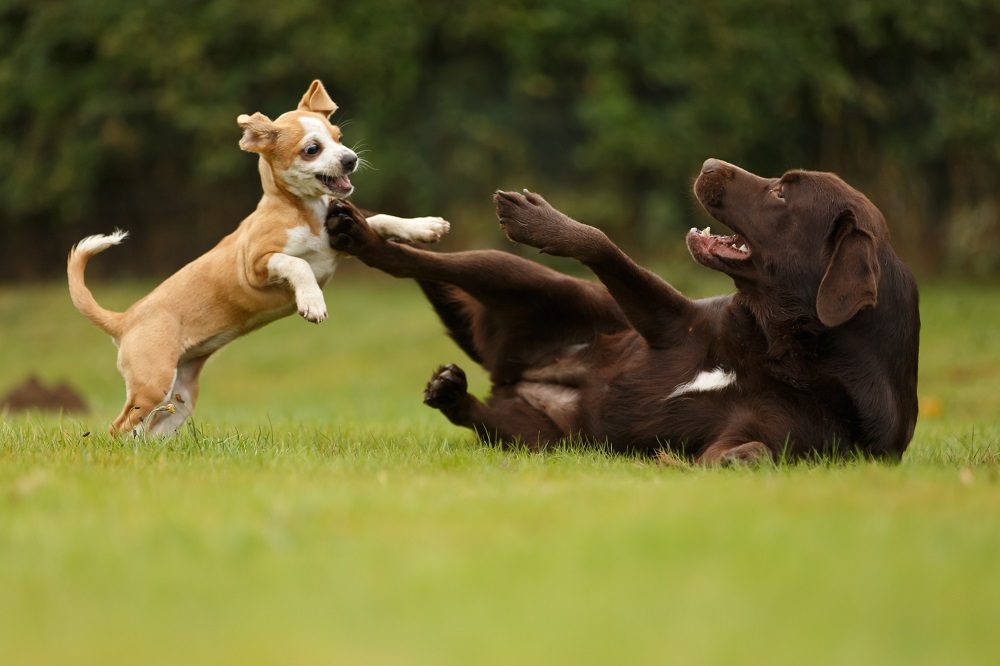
[297,291,328,323]
[493,189,587,256]
[366,214,451,244]
[423,363,468,408]
[325,199,375,254]
[400,216,451,244]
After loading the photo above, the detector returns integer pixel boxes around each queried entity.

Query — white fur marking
[283,225,338,285]
[667,367,736,400]
[267,252,328,323]
[74,229,129,256]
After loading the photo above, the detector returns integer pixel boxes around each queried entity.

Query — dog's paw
[423,363,468,408]
[326,200,370,254]
[494,189,579,254]
[398,216,451,244]
[297,291,328,323]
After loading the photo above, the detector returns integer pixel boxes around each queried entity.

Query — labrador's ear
[297,79,338,117]
[816,210,880,327]
[237,113,278,153]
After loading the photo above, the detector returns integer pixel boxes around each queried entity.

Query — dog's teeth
[701,226,711,237]
[739,244,748,253]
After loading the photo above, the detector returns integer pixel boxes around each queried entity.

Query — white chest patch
[666,367,736,400]
[284,224,338,286]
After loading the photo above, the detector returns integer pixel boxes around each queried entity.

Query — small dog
[68,80,449,435]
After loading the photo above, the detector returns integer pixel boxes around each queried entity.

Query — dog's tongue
[334,175,352,190]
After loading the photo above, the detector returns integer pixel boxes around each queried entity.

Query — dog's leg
[146,356,209,435]
[328,201,609,306]
[494,190,694,348]
[696,440,773,466]
[367,214,450,244]
[266,253,327,323]
[111,332,182,436]
[423,364,565,449]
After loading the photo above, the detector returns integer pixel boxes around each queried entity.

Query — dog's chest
[284,224,337,285]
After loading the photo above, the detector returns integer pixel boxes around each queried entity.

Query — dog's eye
[303,143,322,157]
[771,184,785,200]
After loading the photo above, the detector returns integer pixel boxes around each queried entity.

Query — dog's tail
[67,230,129,337]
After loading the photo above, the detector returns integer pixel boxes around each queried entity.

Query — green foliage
[1,0,999,277]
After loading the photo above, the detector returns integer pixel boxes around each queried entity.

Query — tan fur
[67,80,448,435]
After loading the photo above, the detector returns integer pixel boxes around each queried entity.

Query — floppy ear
[816,210,880,327]
[237,112,278,153]
[297,79,338,117]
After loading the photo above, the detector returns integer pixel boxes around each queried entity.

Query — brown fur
[326,159,920,464]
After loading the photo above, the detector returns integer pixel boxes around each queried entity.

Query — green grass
[1,267,999,665]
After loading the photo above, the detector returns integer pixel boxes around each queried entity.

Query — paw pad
[423,364,468,408]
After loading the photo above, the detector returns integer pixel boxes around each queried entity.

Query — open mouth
[316,173,353,194]
[686,226,752,262]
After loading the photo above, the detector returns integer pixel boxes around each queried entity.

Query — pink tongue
[334,175,352,189]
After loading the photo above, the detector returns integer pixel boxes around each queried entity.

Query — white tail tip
[74,229,129,256]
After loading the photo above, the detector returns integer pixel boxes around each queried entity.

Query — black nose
[341,155,357,172]
[702,158,723,174]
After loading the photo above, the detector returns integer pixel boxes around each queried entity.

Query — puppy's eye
[303,143,321,157]
[771,184,785,200]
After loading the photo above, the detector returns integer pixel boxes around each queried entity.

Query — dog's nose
[702,158,723,174]
[341,154,358,173]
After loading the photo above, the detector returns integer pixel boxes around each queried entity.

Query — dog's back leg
[424,364,564,449]
[110,320,183,435]
[145,355,210,435]
[413,264,626,382]
[417,280,484,364]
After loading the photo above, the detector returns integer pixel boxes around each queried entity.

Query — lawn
[1,265,999,665]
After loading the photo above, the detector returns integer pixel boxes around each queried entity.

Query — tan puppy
[67,80,449,435]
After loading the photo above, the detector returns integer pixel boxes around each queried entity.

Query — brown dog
[326,159,919,463]
[68,80,449,435]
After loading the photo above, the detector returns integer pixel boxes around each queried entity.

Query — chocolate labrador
[328,159,920,463]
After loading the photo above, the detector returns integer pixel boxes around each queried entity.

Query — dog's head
[691,159,887,328]
[237,80,358,200]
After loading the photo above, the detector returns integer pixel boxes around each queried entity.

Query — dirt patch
[0,375,89,414]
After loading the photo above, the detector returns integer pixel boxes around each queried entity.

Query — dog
[325,159,920,463]
[67,80,449,435]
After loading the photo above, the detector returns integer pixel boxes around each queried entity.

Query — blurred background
[1,0,999,281]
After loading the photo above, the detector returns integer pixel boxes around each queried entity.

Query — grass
[1,265,999,665]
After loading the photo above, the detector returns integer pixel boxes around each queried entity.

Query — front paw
[297,291,328,323]
[494,189,578,254]
[325,200,371,254]
[400,216,451,244]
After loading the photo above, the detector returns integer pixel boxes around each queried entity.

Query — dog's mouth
[317,173,353,196]
[686,226,753,270]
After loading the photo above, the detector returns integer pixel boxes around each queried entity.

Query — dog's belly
[515,381,581,433]
[182,304,294,360]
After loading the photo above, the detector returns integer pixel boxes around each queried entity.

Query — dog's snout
[341,154,358,173]
[702,158,723,174]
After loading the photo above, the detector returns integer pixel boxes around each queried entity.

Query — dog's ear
[816,210,880,327]
[297,79,338,117]
[237,113,278,153]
